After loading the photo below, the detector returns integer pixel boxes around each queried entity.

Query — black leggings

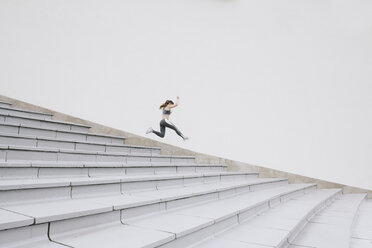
[152,119,185,139]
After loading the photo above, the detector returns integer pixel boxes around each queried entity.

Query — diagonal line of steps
[0,113,91,133]
[0,99,366,248]
[289,193,366,248]
[193,188,342,248]
[0,177,287,228]
[45,183,316,248]
[0,145,195,164]
[0,132,161,155]
[0,123,126,144]
[0,183,315,248]
[0,106,53,120]
[0,161,228,179]
[0,171,258,191]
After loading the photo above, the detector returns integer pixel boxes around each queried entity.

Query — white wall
[1,0,371,190]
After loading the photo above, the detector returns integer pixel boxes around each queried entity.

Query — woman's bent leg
[152,120,166,138]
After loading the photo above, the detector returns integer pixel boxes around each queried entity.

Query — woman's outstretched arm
[168,96,180,109]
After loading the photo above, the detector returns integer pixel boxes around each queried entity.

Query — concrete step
[47,183,316,248]
[0,122,125,144]
[0,113,91,132]
[193,188,341,248]
[0,172,258,197]
[0,132,160,156]
[0,145,192,163]
[0,101,12,108]
[0,172,262,205]
[351,199,372,248]
[0,105,53,120]
[0,161,227,179]
[289,193,366,248]
[0,177,289,230]
[0,182,314,248]
[0,221,168,248]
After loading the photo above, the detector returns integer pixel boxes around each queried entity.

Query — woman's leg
[163,119,185,139]
[152,120,166,138]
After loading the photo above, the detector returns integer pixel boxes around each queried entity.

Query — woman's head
[159,100,174,109]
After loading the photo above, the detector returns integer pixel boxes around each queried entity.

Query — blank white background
[1,0,371,190]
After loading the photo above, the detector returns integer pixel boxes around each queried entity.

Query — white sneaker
[183,136,190,141]
[146,127,153,134]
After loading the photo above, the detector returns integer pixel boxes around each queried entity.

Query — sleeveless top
[163,108,171,115]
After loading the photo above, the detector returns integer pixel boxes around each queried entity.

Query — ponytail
[159,100,174,109]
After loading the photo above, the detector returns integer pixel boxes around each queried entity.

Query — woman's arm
[168,96,180,109]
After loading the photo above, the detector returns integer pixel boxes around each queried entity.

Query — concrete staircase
[0,100,370,248]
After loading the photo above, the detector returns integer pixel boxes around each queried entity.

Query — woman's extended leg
[163,119,186,139]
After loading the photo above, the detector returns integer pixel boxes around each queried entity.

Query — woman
[146,96,189,141]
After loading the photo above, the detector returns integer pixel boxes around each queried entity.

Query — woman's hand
[173,96,180,107]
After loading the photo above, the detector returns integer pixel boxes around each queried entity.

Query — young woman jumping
[146,96,189,141]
